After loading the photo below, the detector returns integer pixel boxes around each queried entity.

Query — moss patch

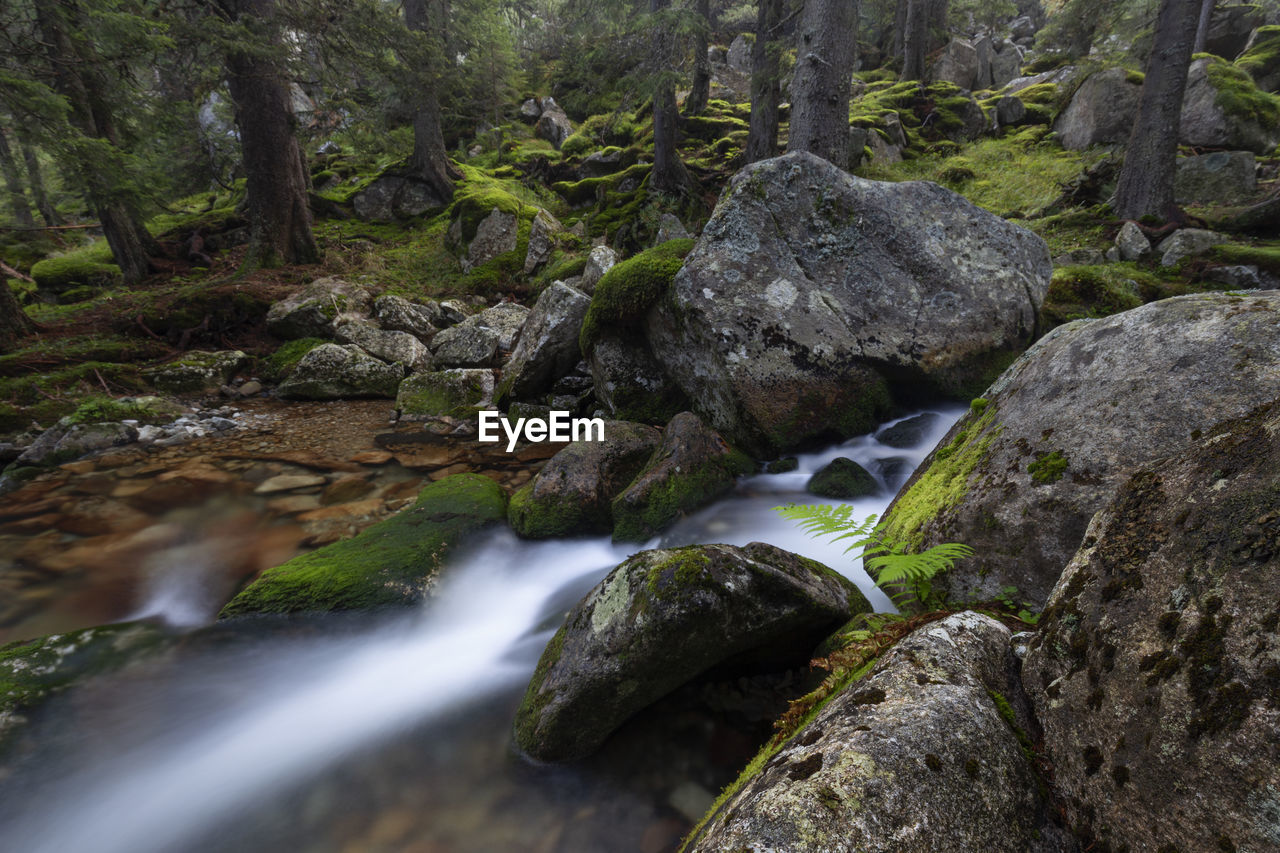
[1028,449,1068,484]
[579,239,694,351]
[262,338,327,381]
[1204,56,1280,129]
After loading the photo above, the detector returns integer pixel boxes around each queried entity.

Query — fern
[775,504,974,608]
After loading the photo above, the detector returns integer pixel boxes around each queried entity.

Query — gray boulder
[519,98,542,121]
[395,369,494,420]
[335,322,431,372]
[879,291,1280,608]
[15,421,138,467]
[806,457,878,498]
[352,175,446,221]
[931,38,980,90]
[143,350,247,394]
[1053,67,1141,150]
[580,150,624,177]
[654,213,690,245]
[646,151,1050,456]
[1174,150,1257,204]
[276,343,403,400]
[990,43,1024,88]
[578,245,618,294]
[534,99,574,150]
[430,304,529,368]
[373,293,445,342]
[690,612,1060,853]
[1239,25,1280,93]
[465,207,519,269]
[1114,220,1151,262]
[265,277,373,340]
[586,332,689,424]
[726,34,752,73]
[496,282,590,401]
[1180,57,1280,154]
[514,542,869,761]
[1005,65,1077,94]
[1023,401,1280,853]
[1204,263,1262,288]
[523,209,563,275]
[1203,3,1264,59]
[1156,227,1227,267]
[996,94,1027,126]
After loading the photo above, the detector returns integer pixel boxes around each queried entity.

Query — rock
[654,213,690,245]
[15,421,138,467]
[335,322,431,371]
[523,209,563,275]
[1053,67,1142,150]
[1005,64,1077,94]
[437,298,476,325]
[1009,15,1036,40]
[265,277,373,340]
[876,412,942,449]
[477,303,529,350]
[428,304,527,368]
[611,412,753,542]
[726,34,752,74]
[949,94,989,142]
[587,333,689,424]
[865,129,902,165]
[276,343,404,400]
[534,101,574,150]
[1238,25,1280,93]
[508,421,660,538]
[1114,220,1151,262]
[647,151,1050,456]
[995,94,1027,126]
[466,207,519,269]
[1155,227,1227,267]
[236,380,263,397]
[1174,150,1257,204]
[254,473,327,494]
[221,474,507,615]
[689,612,1058,853]
[514,542,869,761]
[879,291,1280,608]
[143,350,248,394]
[1203,3,1264,59]
[580,150,624,177]
[578,245,619,294]
[496,282,591,401]
[805,457,878,498]
[882,112,908,147]
[1204,263,1262,288]
[396,369,494,420]
[990,43,1024,88]
[1053,247,1106,267]
[352,175,446,221]
[1180,57,1280,154]
[373,294,445,342]
[973,35,995,89]
[519,98,542,121]
[931,38,980,90]
[1023,401,1280,853]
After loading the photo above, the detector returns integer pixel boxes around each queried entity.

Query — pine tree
[788,0,860,167]
[745,0,785,163]
[404,0,461,204]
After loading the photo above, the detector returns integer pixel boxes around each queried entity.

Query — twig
[0,223,101,232]
[0,260,34,283]
[92,368,112,395]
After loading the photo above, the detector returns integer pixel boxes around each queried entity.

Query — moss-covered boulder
[276,343,404,400]
[586,332,689,424]
[689,612,1063,853]
[514,543,869,761]
[805,457,878,499]
[220,473,507,615]
[1180,56,1280,154]
[1023,401,1280,853]
[395,369,494,420]
[508,421,660,538]
[611,412,754,543]
[880,291,1280,609]
[30,255,122,293]
[1236,25,1280,93]
[373,293,446,343]
[265,277,374,340]
[142,350,248,394]
[1053,67,1142,150]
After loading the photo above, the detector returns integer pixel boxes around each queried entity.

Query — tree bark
[219,0,319,267]
[0,275,36,350]
[404,0,459,203]
[19,134,60,227]
[788,0,860,168]
[901,0,931,81]
[1193,0,1215,53]
[0,128,35,228]
[649,0,690,194]
[746,0,784,163]
[1113,0,1201,221]
[683,0,712,116]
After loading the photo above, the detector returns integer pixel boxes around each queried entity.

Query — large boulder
[990,42,1024,88]
[610,412,753,543]
[1053,67,1142,150]
[522,209,564,275]
[395,369,494,420]
[465,207,519,269]
[1023,401,1280,853]
[221,474,507,615]
[508,421,660,538]
[495,281,590,402]
[689,612,1061,853]
[265,277,373,340]
[1203,3,1265,59]
[1155,227,1227,267]
[647,152,1050,456]
[726,34,752,73]
[142,350,247,394]
[373,294,446,343]
[931,38,980,90]
[430,303,530,368]
[335,322,431,372]
[880,291,1280,608]
[352,175,446,221]
[1179,57,1280,154]
[586,333,689,424]
[276,343,403,400]
[514,542,869,761]
[534,97,574,150]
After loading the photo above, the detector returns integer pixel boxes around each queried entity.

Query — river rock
[523,209,563,275]
[508,421,660,538]
[806,457,878,498]
[142,350,248,394]
[879,291,1280,608]
[466,207,519,269]
[352,175,446,222]
[1174,150,1257,204]
[496,282,591,402]
[1180,57,1280,154]
[395,369,494,420]
[1114,220,1151,261]
[335,322,431,371]
[15,421,139,467]
[1053,67,1142,150]
[611,412,753,543]
[1155,227,1227,267]
[586,333,689,424]
[266,277,373,340]
[221,474,507,615]
[876,412,942,449]
[514,542,869,761]
[646,151,1050,456]
[276,343,403,400]
[373,294,446,342]
[1023,401,1280,853]
[689,612,1060,853]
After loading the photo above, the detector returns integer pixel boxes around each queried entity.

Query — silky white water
[0,407,962,853]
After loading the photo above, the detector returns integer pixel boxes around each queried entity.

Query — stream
[0,405,962,853]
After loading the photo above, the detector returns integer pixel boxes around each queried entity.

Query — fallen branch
[0,223,101,232]
[0,260,34,283]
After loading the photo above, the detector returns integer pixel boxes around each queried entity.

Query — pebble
[255,474,328,494]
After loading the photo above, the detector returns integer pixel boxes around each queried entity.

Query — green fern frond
[774,504,881,553]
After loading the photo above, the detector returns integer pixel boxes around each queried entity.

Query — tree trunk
[219,0,319,267]
[649,0,690,194]
[746,0,784,163]
[788,0,860,168]
[404,0,459,203]
[1113,0,1201,221]
[0,128,35,228]
[1193,0,1215,53]
[902,0,930,81]
[19,135,60,227]
[683,0,712,116]
[0,276,35,350]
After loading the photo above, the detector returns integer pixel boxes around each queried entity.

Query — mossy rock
[395,369,494,419]
[262,338,327,381]
[142,350,248,394]
[65,395,185,426]
[579,238,695,352]
[219,474,508,616]
[806,457,878,499]
[1235,25,1280,92]
[30,256,122,292]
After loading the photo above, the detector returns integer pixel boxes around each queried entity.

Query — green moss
[561,112,641,158]
[552,163,651,207]
[644,547,713,599]
[681,114,750,142]
[1027,449,1068,484]
[612,445,753,543]
[970,397,989,414]
[395,370,489,419]
[30,254,121,291]
[219,474,508,616]
[1204,56,1280,129]
[64,395,183,426]
[579,238,695,351]
[1235,26,1280,86]
[1207,243,1280,276]
[508,479,605,539]
[513,622,568,749]
[1042,263,1164,327]
[262,338,327,381]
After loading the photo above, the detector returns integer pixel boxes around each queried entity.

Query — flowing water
[0,406,962,853]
